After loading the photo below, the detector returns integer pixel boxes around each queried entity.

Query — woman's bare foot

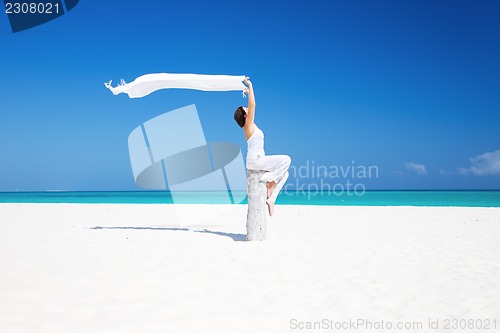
[266,199,274,217]
[266,181,276,199]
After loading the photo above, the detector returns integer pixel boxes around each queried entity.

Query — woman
[234,77,291,216]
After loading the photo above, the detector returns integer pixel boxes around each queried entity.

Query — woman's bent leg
[268,171,289,203]
[249,155,291,183]
[247,155,291,202]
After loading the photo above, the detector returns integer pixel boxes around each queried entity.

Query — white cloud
[405,162,428,175]
[459,149,500,176]
[439,169,451,176]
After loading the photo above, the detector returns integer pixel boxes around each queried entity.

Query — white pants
[247,155,291,202]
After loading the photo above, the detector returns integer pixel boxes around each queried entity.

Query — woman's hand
[243,77,252,95]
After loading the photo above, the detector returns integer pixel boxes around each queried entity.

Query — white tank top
[246,124,265,166]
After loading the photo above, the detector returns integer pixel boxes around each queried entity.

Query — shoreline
[2,190,500,207]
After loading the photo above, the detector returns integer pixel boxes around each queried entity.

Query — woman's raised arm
[244,77,256,128]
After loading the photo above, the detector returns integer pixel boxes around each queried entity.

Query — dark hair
[234,106,246,128]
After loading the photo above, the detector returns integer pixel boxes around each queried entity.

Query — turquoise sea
[0,191,499,207]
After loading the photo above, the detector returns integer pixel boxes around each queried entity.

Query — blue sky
[0,0,499,191]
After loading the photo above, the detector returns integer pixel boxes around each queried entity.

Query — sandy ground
[0,204,499,333]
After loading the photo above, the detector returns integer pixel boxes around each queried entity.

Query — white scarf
[104,73,247,98]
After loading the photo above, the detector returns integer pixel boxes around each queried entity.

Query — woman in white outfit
[234,77,291,216]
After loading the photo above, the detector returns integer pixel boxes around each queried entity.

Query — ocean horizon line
[1,190,499,207]
[2,189,500,193]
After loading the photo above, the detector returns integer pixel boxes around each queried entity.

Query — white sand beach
[0,204,499,333]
